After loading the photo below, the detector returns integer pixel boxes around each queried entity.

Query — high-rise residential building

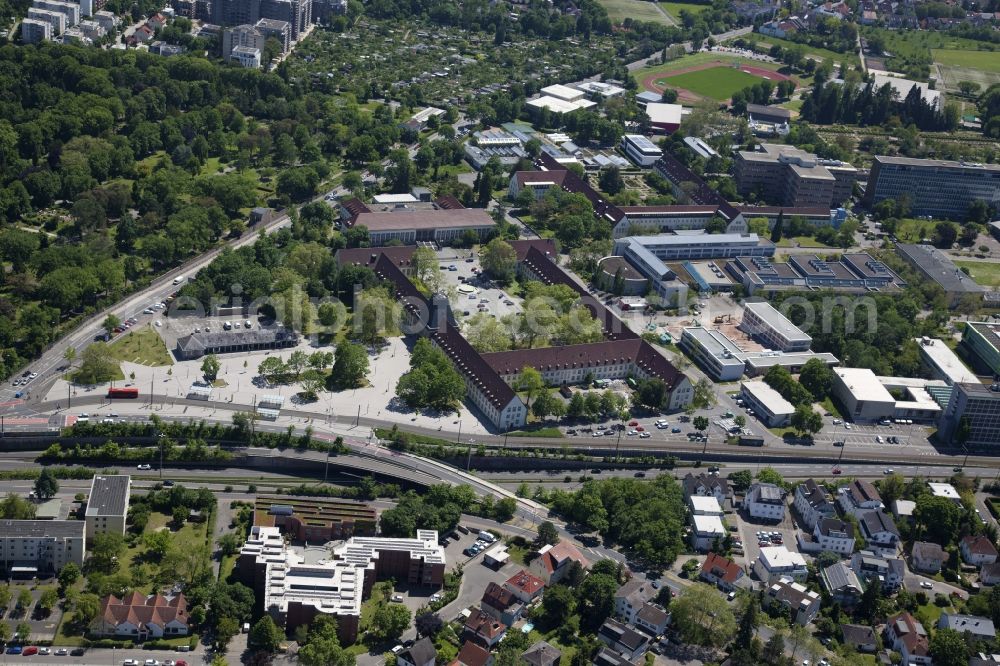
[0,521,85,573]
[938,381,1000,447]
[211,0,308,39]
[21,17,53,42]
[32,0,80,26]
[222,18,289,66]
[27,7,66,34]
[734,143,856,208]
[863,155,1000,220]
[254,17,290,52]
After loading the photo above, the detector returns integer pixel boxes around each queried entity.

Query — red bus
[107,387,139,399]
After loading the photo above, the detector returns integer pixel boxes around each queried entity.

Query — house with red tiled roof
[463,608,507,648]
[92,592,189,640]
[885,612,931,665]
[481,582,525,626]
[961,535,999,567]
[700,552,748,592]
[449,641,493,666]
[529,541,589,584]
[503,569,545,603]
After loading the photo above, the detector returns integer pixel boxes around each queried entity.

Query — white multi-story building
[851,550,904,592]
[746,482,785,521]
[739,302,812,352]
[230,45,261,68]
[32,0,79,26]
[742,380,796,428]
[858,510,900,555]
[838,479,884,518]
[754,546,808,582]
[793,479,836,530]
[21,17,53,42]
[811,518,855,555]
[0,520,85,573]
[764,577,821,625]
[691,514,727,552]
[27,7,65,33]
[621,135,663,167]
[85,475,131,540]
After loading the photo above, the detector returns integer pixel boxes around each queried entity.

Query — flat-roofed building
[916,337,980,385]
[345,208,496,246]
[927,482,962,504]
[754,546,808,582]
[679,327,747,381]
[939,381,1000,447]
[740,301,811,352]
[832,367,896,423]
[0,520,85,574]
[961,322,1000,377]
[254,496,377,542]
[691,514,726,552]
[645,103,683,133]
[621,135,662,167]
[27,7,65,33]
[863,155,1000,220]
[21,16,54,41]
[85,475,130,539]
[727,252,906,295]
[896,244,985,308]
[741,380,795,427]
[526,96,596,115]
[734,143,856,207]
[33,0,79,25]
[613,233,775,263]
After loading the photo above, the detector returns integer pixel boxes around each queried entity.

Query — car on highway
[832,467,842,475]
[883,468,894,474]
[137,464,152,470]
[39,647,51,655]
[592,431,602,437]
[71,648,86,656]
[832,418,842,425]
[55,648,69,655]
[29,372,37,379]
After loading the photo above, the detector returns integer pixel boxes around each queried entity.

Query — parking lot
[437,249,523,321]
[733,502,804,577]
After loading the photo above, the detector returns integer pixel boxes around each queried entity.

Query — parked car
[137,464,152,470]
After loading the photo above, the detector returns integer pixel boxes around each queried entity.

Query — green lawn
[662,1,709,17]
[741,35,859,67]
[777,236,832,248]
[660,66,765,100]
[932,48,1000,72]
[599,0,674,25]
[108,325,174,367]
[954,261,1000,287]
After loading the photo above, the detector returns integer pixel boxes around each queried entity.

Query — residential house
[754,546,808,582]
[961,536,999,567]
[938,613,996,641]
[522,641,561,666]
[700,552,749,592]
[530,542,589,585]
[981,562,1000,586]
[838,480,884,518]
[970,653,1000,666]
[481,582,525,626]
[463,608,507,648]
[398,638,437,666]
[840,623,877,653]
[690,514,727,552]
[635,603,670,637]
[885,612,931,666]
[858,510,900,554]
[911,541,948,574]
[851,549,904,592]
[614,579,653,625]
[592,647,634,666]
[504,570,545,604]
[451,641,493,666]
[746,483,785,521]
[799,518,855,556]
[682,473,730,504]
[597,618,650,661]
[892,499,916,523]
[793,479,836,529]
[92,593,189,640]
[764,577,822,626]
[821,562,864,606]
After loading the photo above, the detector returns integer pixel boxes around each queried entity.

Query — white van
[478,531,496,543]
[172,276,184,285]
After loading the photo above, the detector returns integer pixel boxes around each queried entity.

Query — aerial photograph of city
[1,0,1000,663]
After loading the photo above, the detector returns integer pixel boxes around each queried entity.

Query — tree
[34,468,59,500]
[516,366,546,412]
[73,593,101,627]
[577,573,618,632]
[770,211,784,243]
[249,615,286,653]
[64,347,77,367]
[17,589,32,611]
[299,616,355,666]
[930,628,969,666]
[143,530,171,557]
[914,494,962,546]
[215,616,240,650]
[102,314,121,338]
[693,416,709,435]
[0,494,35,519]
[670,583,736,647]
[729,470,753,492]
[791,404,823,437]
[355,286,402,345]
[536,520,560,546]
[58,563,81,593]
[76,342,119,385]
[599,166,624,195]
[15,621,30,644]
[87,532,126,574]
[415,612,443,638]
[933,221,958,249]
[540,585,576,630]
[200,354,221,381]
[0,623,8,645]
[0,586,10,609]
[300,369,326,399]
[734,596,759,652]
[38,588,58,615]
[331,342,369,389]
[371,603,411,642]
[480,238,517,284]
[798,357,834,401]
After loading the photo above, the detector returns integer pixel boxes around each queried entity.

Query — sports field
[662,1,708,18]
[599,0,674,25]
[662,66,765,100]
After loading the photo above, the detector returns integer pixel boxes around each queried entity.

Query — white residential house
[681,473,730,504]
[885,613,931,666]
[92,593,189,640]
[961,536,999,567]
[851,550,905,592]
[688,495,724,517]
[754,546,808,583]
[838,480,884,518]
[746,483,785,521]
[691,514,727,552]
[858,510,900,555]
[793,479,836,529]
[798,518,855,555]
[613,579,652,625]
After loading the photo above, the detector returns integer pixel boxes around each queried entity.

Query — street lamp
[157,432,165,480]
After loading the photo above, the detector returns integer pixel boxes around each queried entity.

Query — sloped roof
[840,623,876,648]
[702,552,743,584]
[482,581,518,613]
[536,541,589,574]
[505,570,545,597]
[99,592,188,631]
[454,641,491,666]
[522,641,562,666]
[860,510,898,537]
[399,637,437,666]
[962,535,999,557]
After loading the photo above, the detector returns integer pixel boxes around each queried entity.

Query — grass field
[108,325,174,367]
[599,0,674,25]
[660,66,765,100]
[741,35,860,67]
[932,48,1000,72]
[662,1,708,18]
[954,260,1000,287]
[634,51,788,89]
